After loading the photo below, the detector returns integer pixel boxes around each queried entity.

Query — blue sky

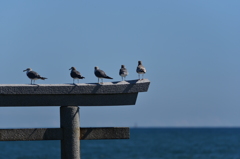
[0,1,240,128]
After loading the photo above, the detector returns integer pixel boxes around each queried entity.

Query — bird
[119,65,128,81]
[69,67,85,84]
[23,68,47,84]
[94,66,113,83]
[136,61,147,80]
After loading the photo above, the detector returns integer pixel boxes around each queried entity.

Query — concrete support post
[60,106,80,159]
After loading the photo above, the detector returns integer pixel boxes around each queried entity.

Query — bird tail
[106,76,113,79]
[80,76,85,79]
[40,77,47,80]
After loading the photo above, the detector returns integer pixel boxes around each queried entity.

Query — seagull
[23,68,47,84]
[119,65,128,81]
[94,66,113,83]
[69,67,85,84]
[136,61,146,80]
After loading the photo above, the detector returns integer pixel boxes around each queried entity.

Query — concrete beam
[0,79,150,94]
[80,127,129,140]
[0,127,129,141]
[0,128,61,141]
[0,79,150,106]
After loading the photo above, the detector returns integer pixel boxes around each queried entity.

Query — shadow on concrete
[80,128,93,140]
[89,80,140,94]
[68,84,78,94]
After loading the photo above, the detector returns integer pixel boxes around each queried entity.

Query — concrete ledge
[0,127,129,141]
[0,79,150,106]
[0,79,150,94]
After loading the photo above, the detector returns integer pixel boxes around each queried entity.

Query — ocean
[0,128,240,159]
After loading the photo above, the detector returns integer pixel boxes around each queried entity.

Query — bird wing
[72,70,85,79]
[27,71,41,79]
[95,69,108,78]
[137,66,146,73]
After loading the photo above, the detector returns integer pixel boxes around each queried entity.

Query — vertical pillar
[60,106,80,159]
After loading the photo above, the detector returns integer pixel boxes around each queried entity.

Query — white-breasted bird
[94,66,113,83]
[23,68,47,84]
[136,61,146,80]
[119,65,128,81]
[69,67,85,84]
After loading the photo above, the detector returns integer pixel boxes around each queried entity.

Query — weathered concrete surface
[0,93,138,106]
[0,79,150,106]
[80,127,129,140]
[0,128,61,141]
[0,127,130,141]
[60,106,80,159]
[0,79,150,94]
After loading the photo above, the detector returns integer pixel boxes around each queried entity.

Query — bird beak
[23,70,26,72]
[69,68,71,70]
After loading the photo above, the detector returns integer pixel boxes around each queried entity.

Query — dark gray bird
[119,65,128,81]
[94,66,113,83]
[23,68,47,84]
[69,67,85,84]
[136,61,147,80]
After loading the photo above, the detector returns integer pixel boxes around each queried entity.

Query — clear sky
[0,1,240,128]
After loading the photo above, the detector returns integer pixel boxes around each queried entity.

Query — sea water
[0,128,240,159]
